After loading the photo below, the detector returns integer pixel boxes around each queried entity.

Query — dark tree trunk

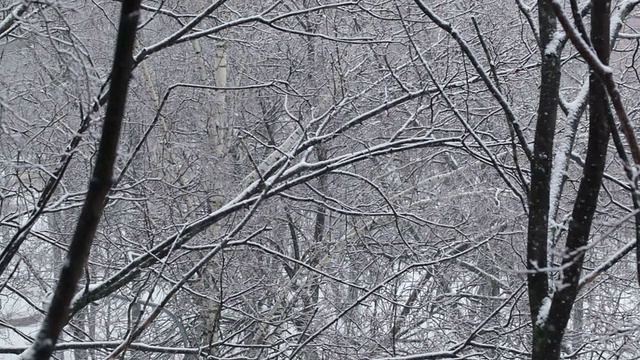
[527,0,561,356]
[29,1,141,359]
[530,1,611,359]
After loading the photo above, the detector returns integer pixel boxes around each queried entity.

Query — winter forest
[2,0,640,359]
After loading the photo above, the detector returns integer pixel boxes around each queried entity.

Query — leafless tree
[1,1,640,359]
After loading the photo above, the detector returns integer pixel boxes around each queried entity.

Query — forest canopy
[1,1,640,359]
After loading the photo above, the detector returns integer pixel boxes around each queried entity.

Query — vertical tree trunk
[531,1,611,358]
[197,8,228,355]
[528,1,561,355]
[210,36,228,158]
